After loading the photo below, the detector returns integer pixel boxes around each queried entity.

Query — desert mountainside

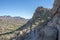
[0,0,60,40]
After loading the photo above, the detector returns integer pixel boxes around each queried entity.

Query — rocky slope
[27,0,60,40]
[19,0,60,40]
[0,0,60,40]
[20,6,52,40]
[0,16,28,40]
[0,16,27,34]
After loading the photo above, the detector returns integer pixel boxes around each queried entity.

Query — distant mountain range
[0,16,28,33]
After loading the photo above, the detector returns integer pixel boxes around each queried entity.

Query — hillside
[0,16,28,34]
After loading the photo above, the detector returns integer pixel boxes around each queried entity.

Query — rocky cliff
[52,0,60,15]
[21,0,60,40]
[28,0,60,40]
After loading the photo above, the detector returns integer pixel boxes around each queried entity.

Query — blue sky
[0,0,54,19]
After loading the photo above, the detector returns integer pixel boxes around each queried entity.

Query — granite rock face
[23,0,60,40]
[32,7,51,20]
[22,7,52,40]
[30,14,60,40]
[52,0,60,15]
[29,0,60,40]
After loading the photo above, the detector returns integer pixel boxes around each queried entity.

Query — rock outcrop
[19,7,52,40]
[29,14,60,40]
[27,0,60,40]
[22,0,60,40]
[52,0,60,15]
